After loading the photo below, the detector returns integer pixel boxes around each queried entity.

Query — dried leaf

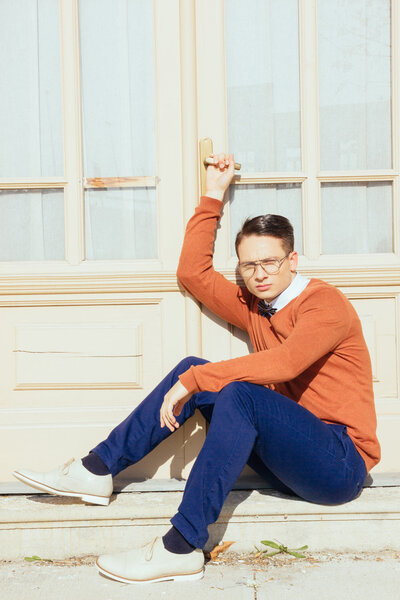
[210,541,235,560]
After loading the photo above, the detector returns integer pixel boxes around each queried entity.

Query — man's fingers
[211,153,231,169]
[167,403,177,426]
[160,402,177,432]
[160,406,170,431]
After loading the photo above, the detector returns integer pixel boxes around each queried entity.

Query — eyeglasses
[238,252,291,278]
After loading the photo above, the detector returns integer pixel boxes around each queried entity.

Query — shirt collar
[262,273,310,313]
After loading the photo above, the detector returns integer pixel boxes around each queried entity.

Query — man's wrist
[204,190,225,201]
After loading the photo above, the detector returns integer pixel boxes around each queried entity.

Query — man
[13,153,380,585]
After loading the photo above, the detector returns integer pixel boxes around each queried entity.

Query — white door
[0,0,206,489]
[195,0,399,474]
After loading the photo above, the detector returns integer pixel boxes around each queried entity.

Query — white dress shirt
[262,272,310,313]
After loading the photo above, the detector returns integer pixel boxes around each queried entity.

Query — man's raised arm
[176,153,251,332]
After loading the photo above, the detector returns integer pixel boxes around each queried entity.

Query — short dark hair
[235,214,294,258]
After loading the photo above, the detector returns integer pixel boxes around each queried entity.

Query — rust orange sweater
[176,196,381,475]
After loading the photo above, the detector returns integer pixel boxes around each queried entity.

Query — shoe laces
[60,458,75,475]
[144,536,160,561]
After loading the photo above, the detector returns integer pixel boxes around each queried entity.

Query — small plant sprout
[253,539,309,558]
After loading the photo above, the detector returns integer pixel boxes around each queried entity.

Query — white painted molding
[0,267,398,295]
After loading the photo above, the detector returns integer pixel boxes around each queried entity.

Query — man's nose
[254,263,268,279]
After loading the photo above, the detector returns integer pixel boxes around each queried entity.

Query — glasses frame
[238,252,291,279]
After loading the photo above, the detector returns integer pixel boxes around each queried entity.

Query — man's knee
[220,381,254,395]
[177,355,210,372]
[217,381,256,414]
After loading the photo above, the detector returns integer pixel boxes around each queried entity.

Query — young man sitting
[13,153,380,585]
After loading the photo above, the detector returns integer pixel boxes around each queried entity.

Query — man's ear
[289,251,298,272]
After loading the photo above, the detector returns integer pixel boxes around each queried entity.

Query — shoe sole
[95,561,204,584]
[12,470,111,506]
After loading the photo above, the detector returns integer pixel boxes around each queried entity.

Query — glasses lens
[261,261,279,275]
[260,260,279,275]
[239,257,285,277]
[240,264,255,277]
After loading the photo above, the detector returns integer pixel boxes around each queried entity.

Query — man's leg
[89,355,210,476]
[170,381,367,549]
[13,356,210,509]
[195,393,297,497]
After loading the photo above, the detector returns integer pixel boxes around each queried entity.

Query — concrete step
[1,477,399,560]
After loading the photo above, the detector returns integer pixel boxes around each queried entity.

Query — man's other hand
[160,380,193,432]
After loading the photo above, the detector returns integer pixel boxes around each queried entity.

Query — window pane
[0,190,65,260]
[225,0,301,173]
[79,0,156,177]
[85,188,157,260]
[321,182,392,254]
[229,184,303,257]
[0,0,63,177]
[318,0,391,170]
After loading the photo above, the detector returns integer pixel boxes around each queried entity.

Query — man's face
[237,234,298,302]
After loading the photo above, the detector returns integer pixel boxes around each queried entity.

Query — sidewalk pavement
[1,550,399,600]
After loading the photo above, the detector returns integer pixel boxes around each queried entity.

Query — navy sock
[162,526,196,554]
[81,452,110,476]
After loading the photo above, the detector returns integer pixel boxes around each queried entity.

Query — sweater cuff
[178,368,200,395]
[200,195,224,213]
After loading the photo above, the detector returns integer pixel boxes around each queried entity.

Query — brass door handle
[199,138,241,196]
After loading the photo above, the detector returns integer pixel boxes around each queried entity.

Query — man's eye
[261,260,276,266]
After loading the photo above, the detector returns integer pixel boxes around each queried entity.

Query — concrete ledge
[3,472,399,495]
[1,486,399,560]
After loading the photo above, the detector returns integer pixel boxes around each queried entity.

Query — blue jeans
[91,356,367,549]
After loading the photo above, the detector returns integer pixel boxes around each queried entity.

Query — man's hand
[160,379,193,432]
[205,153,235,201]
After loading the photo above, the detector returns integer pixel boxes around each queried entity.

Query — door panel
[0,289,197,484]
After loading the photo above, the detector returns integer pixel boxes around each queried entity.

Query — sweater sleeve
[176,195,251,332]
[178,286,352,394]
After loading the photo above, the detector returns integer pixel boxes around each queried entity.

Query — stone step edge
[2,472,400,496]
[1,487,400,527]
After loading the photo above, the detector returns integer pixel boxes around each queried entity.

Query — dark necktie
[258,300,277,318]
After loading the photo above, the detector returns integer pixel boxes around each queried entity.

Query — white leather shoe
[96,536,205,584]
[13,458,113,506]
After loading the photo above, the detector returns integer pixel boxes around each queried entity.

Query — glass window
[321,181,392,254]
[0,189,65,261]
[79,0,156,178]
[79,0,158,260]
[85,187,157,260]
[0,0,63,177]
[318,0,391,170]
[225,0,301,173]
[229,183,303,257]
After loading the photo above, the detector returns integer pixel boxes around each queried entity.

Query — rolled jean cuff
[170,511,206,550]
